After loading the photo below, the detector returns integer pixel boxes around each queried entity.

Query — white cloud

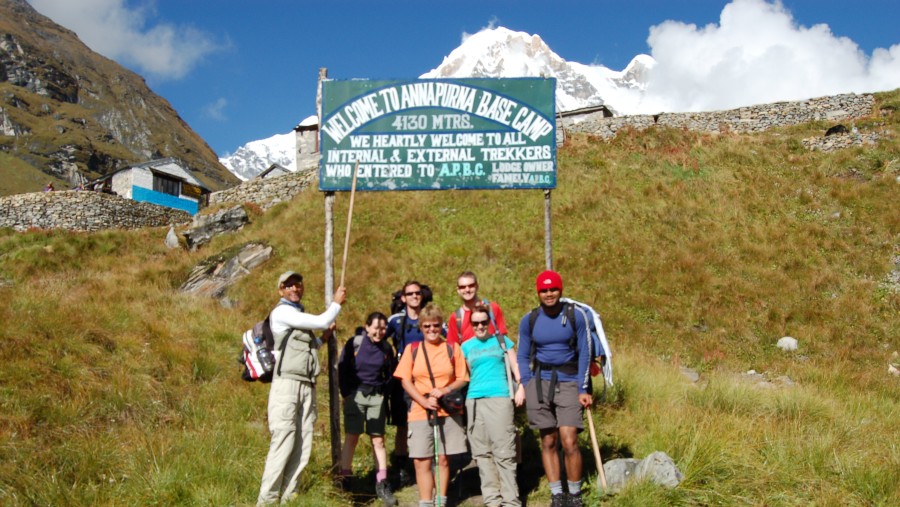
[204,97,228,121]
[463,16,500,44]
[29,0,224,81]
[635,0,900,113]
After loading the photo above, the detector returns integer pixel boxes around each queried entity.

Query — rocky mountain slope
[0,0,238,195]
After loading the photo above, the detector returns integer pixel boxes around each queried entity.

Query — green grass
[1,89,898,506]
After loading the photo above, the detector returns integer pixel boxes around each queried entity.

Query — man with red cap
[516,270,591,507]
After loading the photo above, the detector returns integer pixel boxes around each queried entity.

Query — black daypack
[526,301,609,403]
[527,302,606,377]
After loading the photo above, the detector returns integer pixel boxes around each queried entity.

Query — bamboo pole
[339,161,359,287]
[586,406,608,491]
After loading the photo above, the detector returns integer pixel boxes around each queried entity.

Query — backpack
[390,284,434,315]
[527,297,613,387]
[238,303,290,383]
[454,298,500,340]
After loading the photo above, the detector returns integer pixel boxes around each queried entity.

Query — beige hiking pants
[257,378,317,505]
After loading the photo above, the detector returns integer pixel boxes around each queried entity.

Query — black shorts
[389,381,409,426]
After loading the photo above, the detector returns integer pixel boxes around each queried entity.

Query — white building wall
[111,171,134,198]
[132,167,154,189]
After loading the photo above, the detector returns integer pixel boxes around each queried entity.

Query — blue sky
[28,0,900,157]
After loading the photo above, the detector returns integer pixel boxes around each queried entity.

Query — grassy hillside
[1,90,897,506]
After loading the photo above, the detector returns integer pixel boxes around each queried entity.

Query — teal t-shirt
[461,335,515,399]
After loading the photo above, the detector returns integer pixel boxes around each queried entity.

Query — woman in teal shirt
[460,303,523,507]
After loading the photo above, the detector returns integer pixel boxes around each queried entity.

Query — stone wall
[206,93,880,210]
[0,191,191,232]
[561,93,875,139]
[801,131,882,152]
[209,167,317,210]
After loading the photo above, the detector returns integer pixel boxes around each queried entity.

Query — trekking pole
[430,409,442,507]
[586,405,608,491]
[339,161,359,287]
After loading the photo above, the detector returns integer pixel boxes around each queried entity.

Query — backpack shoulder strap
[455,308,464,335]
[527,307,541,370]
[446,342,455,367]
[566,303,578,350]
[352,334,364,356]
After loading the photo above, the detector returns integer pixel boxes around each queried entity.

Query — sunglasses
[421,323,441,330]
[538,287,560,294]
[404,291,422,296]
[283,280,304,288]
[471,319,490,327]
[457,283,477,290]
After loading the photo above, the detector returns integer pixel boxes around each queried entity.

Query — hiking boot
[397,467,412,488]
[376,479,397,507]
[550,493,566,507]
[568,492,584,507]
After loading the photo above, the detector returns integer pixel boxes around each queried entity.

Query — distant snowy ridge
[219,132,296,182]
[220,26,653,180]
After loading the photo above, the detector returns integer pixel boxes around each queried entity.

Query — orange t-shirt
[393,339,469,422]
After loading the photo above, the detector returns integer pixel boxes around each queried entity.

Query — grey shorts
[343,389,386,435]
[524,379,584,430]
[407,414,468,458]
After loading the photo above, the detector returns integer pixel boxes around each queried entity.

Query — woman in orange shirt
[393,304,469,507]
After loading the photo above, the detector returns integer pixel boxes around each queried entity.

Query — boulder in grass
[602,458,640,493]
[777,336,798,351]
[182,205,249,250]
[602,452,684,493]
[635,451,684,489]
[165,224,180,249]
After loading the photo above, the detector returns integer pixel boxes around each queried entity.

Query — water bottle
[255,335,275,372]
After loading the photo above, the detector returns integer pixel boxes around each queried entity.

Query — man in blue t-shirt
[384,280,426,486]
[517,270,591,507]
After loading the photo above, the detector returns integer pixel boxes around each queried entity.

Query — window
[153,173,181,196]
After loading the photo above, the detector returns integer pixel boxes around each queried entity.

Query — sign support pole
[544,189,553,270]
[318,67,342,473]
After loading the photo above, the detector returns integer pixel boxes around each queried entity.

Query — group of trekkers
[256,269,602,507]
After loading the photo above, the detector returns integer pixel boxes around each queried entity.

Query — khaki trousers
[257,378,316,505]
[465,397,521,507]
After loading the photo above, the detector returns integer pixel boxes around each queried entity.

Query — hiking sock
[418,501,434,507]
[567,479,582,496]
[376,469,388,483]
[549,480,564,496]
[438,495,448,506]
[341,468,352,477]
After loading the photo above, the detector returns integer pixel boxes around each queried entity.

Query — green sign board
[319,78,556,192]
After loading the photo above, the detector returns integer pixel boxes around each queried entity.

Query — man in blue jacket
[517,270,591,507]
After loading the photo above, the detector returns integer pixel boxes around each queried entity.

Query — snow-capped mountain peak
[221,27,654,180]
[219,131,296,182]
[422,27,653,113]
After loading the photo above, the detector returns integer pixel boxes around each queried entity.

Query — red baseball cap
[535,270,563,292]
